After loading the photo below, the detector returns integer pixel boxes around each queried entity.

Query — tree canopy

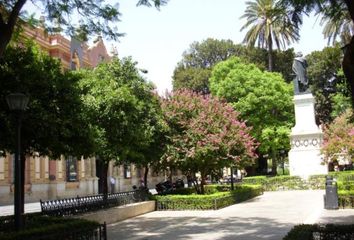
[173,38,295,94]
[210,57,293,174]
[78,56,164,194]
[322,109,354,164]
[306,45,346,124]
[0,0,167,57]
[0,44,92,158]
[161,89,257,193]
[240,0,300,71]
[280,0,354,106]
[210,57,294,141]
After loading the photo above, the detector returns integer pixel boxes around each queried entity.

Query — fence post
[214,199,217,210]
[103,222,107,240]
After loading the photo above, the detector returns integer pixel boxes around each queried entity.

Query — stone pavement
[0,202,41,216]
[107,190,354,240]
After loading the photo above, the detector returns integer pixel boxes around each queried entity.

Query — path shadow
[108,215,294,240]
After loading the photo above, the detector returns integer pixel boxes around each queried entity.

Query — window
[66,156,78,182]
[124,164,131,179]
[99,54,105,62]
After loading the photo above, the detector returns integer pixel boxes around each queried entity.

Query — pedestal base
[288,93,328,178]
[289,132,327,178]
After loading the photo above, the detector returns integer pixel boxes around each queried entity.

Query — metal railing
[40,190,148,216]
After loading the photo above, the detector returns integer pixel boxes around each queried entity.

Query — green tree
[78,57,163,195]
[0,45,92,158]
[320,2,354,46]
[280,0,354,106]
[128,91,168,188]
[173,66,211,94]
[322,109,354,164]
[240,0,300,71]
[306,45,344,124]
[260,126,290,174]
[161,90,257,194]
[330,70,352,119]
[173,38,295,93]
[172,38,241,93]
[0,0,167,57]
[0,44,93,224]
[210,57,294,174]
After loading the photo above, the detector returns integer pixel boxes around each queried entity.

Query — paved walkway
[0,202,41,216]
[107,190,354,240]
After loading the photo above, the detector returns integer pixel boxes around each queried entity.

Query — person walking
[110,176,116,194]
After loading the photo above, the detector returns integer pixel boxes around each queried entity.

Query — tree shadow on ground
[318,211,354,224]
[108,215,294,240]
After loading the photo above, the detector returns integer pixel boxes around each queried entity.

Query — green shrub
[153,185,262,210]
[307,174,326,189]
[204,184,231,194]
[330,171,354,181]
[242,175,307,191]
[171,187,197,195]
[283,224,354,240]
[0,215,101,240]
[283,224,315,240]
[241,171,354,192]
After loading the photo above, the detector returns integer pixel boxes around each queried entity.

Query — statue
[292,52,309,94]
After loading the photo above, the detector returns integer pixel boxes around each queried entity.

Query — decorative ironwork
[40,190,148,217]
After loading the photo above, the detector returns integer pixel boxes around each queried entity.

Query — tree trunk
[271,149,277,175]
[343,1,354,106]
[0,0,27,58]
[192,173,200,194]
[268,34,273,72]
[200,173,206,194]
[230,167,234,191]
[143,166,149,188]
[0,33,11,58]
[20,152,25,215]
[100,162,109,202]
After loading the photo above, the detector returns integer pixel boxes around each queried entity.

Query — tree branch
[7,0,27,32]
[0,12,5,27]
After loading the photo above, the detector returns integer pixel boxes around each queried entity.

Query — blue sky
[25,0,328,93]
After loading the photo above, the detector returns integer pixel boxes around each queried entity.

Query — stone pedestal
[289,93,327,178]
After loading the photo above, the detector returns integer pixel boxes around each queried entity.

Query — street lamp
[6,93,29,230]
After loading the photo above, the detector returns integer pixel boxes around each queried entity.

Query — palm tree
[240,0,300,71]
[320,3,354,46]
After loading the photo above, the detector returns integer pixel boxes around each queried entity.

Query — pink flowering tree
[161,89,258,194]
[322,109,354,164]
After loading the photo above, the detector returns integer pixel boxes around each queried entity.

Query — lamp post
[6,93,29,230]
[230,166,234,190]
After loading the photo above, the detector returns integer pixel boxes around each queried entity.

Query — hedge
[241,171,354,192]
[283,224,354,240]
[153,185,263,210]
[242,175,309,191]
[0,214,102,240]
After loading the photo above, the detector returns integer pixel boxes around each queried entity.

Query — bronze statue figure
[292,52,310,94]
